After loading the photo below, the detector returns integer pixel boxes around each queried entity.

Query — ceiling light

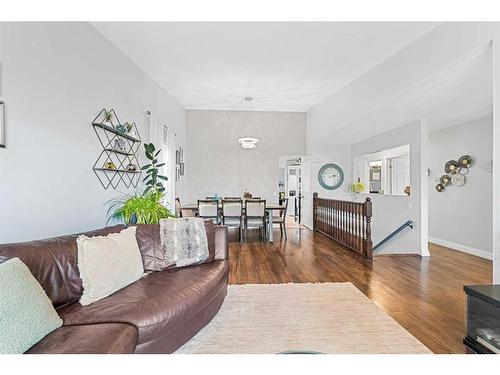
[238,97,259,150]
[238,137,259,149]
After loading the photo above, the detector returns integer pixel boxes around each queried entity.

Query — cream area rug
[176,283,431,354]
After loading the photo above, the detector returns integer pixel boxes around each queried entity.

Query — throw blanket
[159,218,209,267]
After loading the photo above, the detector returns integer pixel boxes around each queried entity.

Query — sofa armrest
[214,226,229,260]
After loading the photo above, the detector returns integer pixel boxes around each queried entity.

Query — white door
[389,156,410,195]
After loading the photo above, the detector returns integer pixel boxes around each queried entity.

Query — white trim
[428,237,493,260]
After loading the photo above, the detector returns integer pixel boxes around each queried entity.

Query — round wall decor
[436,183,445,192]
[445,160,460,174]
[451,174,465,187]
[318,163,344,190]
[439,175,451,186]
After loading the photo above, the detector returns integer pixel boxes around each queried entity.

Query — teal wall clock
[318,163,344,190]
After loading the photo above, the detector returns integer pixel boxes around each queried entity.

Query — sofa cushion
[25,323,137,354]
[0,258,63,353]
[135,221,216,272]
[58,260,229,345]
[77,226,144,306]
[0,225,125,309]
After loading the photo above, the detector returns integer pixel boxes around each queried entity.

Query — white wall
[350,120,428,255]
[0,22,186,243]
[185,110,306,203]
[428,116,493,258]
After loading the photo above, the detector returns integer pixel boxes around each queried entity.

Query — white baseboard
[428,237,493,260]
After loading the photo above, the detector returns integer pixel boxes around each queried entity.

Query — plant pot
[129,213,138,225]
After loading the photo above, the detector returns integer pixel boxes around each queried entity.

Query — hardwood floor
[227,227,492,354]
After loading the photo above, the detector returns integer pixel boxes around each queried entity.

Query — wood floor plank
[227,227,493,354]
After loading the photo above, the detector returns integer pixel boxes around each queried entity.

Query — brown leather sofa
[0,223,229,354]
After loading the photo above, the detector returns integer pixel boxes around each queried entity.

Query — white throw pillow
[77,226,144,306]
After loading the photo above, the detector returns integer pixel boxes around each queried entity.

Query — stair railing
[372,220,414,252]
[313,193,373,259]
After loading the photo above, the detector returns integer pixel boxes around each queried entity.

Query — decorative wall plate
[445,160,460,174]
[435,183,445,192]
[439,175,451,186]
[458,167,469,175]
[458,155,472,168]
[451,174,465,187]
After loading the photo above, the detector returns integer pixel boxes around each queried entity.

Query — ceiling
[92,22,438,112]
[318,44,493,145]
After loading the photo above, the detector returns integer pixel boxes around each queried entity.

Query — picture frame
[179,147,183,162]
[179,162,184,176]
[176,166,180,181]
[0,101,5,148]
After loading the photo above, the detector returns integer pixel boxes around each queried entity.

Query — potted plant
[350,179,366,201]
[107,143,174,224]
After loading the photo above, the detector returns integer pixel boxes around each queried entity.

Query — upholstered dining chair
[244,199,266,241]
[271,198,289,239]
[221,199,244,242]
[175,197,195,218]
[197,199,219,224]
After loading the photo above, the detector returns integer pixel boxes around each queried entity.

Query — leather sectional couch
[0,223,229,354]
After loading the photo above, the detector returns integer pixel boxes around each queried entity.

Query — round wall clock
[318,163,344,190]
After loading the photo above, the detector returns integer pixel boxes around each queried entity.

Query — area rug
[175,282,431,354]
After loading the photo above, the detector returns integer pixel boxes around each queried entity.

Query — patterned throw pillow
[0,258,63,353]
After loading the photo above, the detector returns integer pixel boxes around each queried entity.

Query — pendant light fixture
[238,97,259,149]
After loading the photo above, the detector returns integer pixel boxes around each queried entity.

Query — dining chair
[221,199,244,242]
[244,199,266,241]
[271,198,289,239]
[197,199,219,224]
[175,197,195,218]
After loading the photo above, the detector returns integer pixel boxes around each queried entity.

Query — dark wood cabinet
[464,285,500,354]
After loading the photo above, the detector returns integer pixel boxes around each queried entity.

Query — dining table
[180,202,284,242]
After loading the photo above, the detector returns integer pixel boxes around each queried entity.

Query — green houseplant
[107,143,174,224]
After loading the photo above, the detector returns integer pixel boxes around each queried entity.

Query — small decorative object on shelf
[404,185,411,196]
[92,108,142,189]
[243,191,252,199]
[103,161,117,170]
[113,138,127,152]
[126,163,137,172]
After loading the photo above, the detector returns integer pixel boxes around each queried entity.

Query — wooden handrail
[313,192,373,259]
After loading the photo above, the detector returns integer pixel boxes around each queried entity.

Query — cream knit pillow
[77,226,144,306]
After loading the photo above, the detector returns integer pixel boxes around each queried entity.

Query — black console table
[464,285,500,354]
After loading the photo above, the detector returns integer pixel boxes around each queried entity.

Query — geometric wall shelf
[92,108,142,189]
